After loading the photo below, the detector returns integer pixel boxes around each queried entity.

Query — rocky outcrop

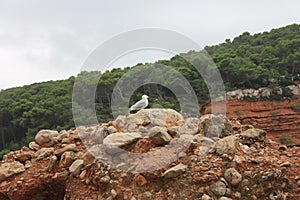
[0,108,299,200]
[224,84,300,101]
[205,98,300,145]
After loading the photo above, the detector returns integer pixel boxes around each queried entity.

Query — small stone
[57,131,69,141]
[54,144,78,157]
[100,175,111,184]
[226,188,231,196]
[59,151,75,168]
[29,141,40,151]
[114,115,127,128]
[210,181,226,196]
[280,161,291,168]
[148,126,172,145]
[111,189,117,198]
[130,196,137,200]
[138,191,152,199]
[219,197,232,200]
[123,189,133,200]
[224,168,242,186]
[178,117,199,135]
[24,160,32,169]
[233,155,243,164]
[178,152,187,158]
[69,159,84,176]
[134,174,147,186]
[103,132,142,154]
[240,144,252,154]
[214,135,239,155]
[240,128,266,144]
[61,138,70,144]
[79,170,87,179]
[34,147,54,160]
[95,126,110,143]
[107,126,117,134]
[163,163,187,178]
[202,194,212,200]
[198,114,233,138]
[14,152,32,162]
[46,155,58,172]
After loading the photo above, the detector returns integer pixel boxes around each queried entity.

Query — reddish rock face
[205,99,300,144]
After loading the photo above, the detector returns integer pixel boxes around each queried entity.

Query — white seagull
[129,95,149,113]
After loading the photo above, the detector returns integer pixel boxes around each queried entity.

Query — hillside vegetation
[0,23,300,158]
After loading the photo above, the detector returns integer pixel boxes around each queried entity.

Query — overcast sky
[0,0,299,90]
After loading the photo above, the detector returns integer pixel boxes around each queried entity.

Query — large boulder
[199,114,233,138]
[35,130,59,145]
[103,132,142,154]
[0,161,25,182]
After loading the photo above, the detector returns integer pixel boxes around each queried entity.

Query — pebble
[111,189,117,198]
[280,161,291,168]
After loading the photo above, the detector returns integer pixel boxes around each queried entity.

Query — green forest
[0,23,300,158]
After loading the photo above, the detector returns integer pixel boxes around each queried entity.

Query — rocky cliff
[205,98,300,146]
[0,109,299,200]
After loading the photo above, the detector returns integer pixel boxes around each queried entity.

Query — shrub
[279,134,292,144]
[270,111,278,118]
[0,149,10,160]
[291,99,300,112]
[282,87,293,98]
[235,107,242,116]
[205,107,212,114]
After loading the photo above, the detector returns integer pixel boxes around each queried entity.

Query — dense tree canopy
[0,23,299,158]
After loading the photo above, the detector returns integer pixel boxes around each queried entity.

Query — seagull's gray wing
[129,99,148,111]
